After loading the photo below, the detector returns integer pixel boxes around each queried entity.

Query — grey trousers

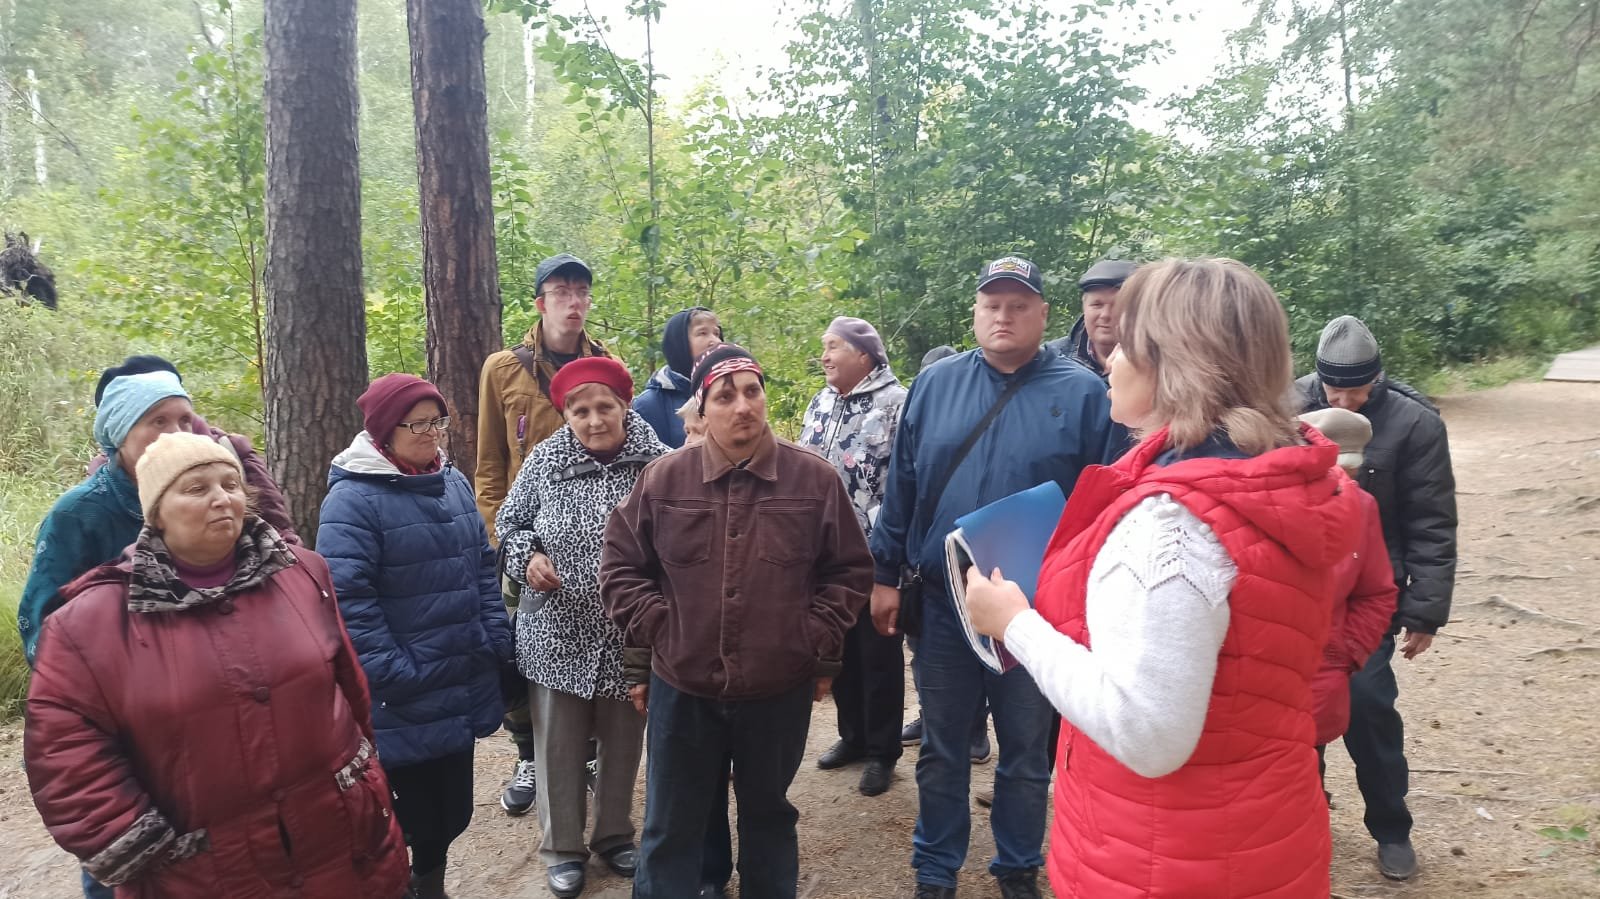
[530,682,646,867]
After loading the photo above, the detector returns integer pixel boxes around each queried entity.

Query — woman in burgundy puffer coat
[25,432,409,899]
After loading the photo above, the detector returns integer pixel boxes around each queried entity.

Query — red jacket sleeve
[25,612,178,885]
[221,431,301,545]
[1341,495,1398,672]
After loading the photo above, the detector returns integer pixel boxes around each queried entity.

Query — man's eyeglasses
[545,286,593,302]
[400,416,450,435]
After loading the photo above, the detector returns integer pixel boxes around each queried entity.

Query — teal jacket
[17,462,143,665]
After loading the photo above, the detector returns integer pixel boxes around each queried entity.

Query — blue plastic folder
[943,481,1067,673]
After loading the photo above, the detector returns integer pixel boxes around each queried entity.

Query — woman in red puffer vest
[965,258,1362,898]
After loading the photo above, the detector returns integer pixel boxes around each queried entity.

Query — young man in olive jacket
[602,344,874,899]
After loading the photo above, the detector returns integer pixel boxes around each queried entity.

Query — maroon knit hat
[358,373,447,443]
[549,356,634,413]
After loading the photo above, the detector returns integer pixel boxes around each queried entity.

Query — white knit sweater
[1004,494,1237,778]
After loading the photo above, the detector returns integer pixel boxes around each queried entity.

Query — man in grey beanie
[1046,259,1137,379]
[1295,314,1458,882]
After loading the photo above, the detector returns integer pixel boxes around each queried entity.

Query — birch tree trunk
[25,68,44,186]
[262,0,368,543]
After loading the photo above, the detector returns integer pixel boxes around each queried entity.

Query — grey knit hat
[1315,315,1382,387]
[1300,407,1372,470]
[825,316,888,366]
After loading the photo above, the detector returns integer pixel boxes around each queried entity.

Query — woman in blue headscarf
[17,370,194,666]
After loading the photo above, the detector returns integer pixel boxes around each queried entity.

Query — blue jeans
[1343,634,1413,844]
[634,674,813,899]
[911,589,1052,888]
[82,870,112,898]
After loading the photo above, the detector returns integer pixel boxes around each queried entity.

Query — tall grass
[0,302,122,719]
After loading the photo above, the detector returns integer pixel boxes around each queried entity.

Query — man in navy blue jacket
[870,256,1119,899]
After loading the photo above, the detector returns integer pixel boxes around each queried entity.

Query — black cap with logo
[976,255,1043,296]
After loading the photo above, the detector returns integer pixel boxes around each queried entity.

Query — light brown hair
[1117,257,1299,455]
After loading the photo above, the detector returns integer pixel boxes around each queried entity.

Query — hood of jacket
[644,364,694,396]
[1125,424,1358,572]
[328,432,449,496]
[661,306,717,378]
[826,362,901,400]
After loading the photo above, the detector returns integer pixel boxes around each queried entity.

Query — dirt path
[3,379,1599,898]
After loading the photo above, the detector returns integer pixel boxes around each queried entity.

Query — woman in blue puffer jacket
[317,373,513,899]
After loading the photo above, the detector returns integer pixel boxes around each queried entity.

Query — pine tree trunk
[262,0,368,545]
[407,0,502,484]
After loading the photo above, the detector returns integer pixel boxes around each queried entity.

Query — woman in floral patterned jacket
[495,357,668,899]
[799,317,910,796]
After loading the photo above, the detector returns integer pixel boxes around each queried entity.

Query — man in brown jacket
[602,343,873,899]
[477,252,612,818]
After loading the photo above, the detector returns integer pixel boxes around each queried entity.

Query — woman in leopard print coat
[495,357,668,897]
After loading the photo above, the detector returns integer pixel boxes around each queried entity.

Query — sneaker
[913,883,956,899]
[500,758,537,817]
[901,717,923,746]
[970,732,992,764]
[997,869,1041,899]
[697,884,728,898]
[1377,841,1418,880]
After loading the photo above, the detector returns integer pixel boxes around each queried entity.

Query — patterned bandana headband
[700,357,765,396]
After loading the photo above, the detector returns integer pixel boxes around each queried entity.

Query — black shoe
[601,844,637,878]
[913,883,956,899]
[547,861,585,898]
[858,759,893,796]
[817,740,866,770]
[1378,841,1418,880]
[901,718,923,745]
[500,758,537,817]
[409,865,449,899]
[970,732,993,765]
[997,868,1041,899]
[697,884,728,898]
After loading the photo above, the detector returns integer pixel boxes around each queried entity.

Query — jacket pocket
[655,505,713,566]
[334,740,398,868]
[757,504,820,567]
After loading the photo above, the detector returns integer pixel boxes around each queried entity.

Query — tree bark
[406,0,502,484]
[262,0,368,545]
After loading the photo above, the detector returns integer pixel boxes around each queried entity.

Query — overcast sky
[545,0,1260,132]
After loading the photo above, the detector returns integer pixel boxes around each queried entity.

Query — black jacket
[1296,374,1458,633]
[1045,316,1107,380]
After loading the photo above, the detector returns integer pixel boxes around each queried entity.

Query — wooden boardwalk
[1545,345,1600,382]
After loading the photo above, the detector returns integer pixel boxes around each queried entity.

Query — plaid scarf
[128,516,296,613]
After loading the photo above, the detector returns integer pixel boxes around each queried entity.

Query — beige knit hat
[1300,407,1373,471]
[135,431,245,521]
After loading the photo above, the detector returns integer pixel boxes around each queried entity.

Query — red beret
[549,356,634,412]
[358,373,447,443]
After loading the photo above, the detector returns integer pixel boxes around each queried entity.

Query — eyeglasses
[545,286,593,302]
[400,416,450,435]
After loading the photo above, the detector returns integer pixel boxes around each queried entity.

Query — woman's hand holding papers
[965,566,1030,639]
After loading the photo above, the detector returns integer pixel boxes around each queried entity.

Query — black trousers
[635,675,813,899]
[386,748,476,875]
[1343,634,1413,844]
[832,613,906,762]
